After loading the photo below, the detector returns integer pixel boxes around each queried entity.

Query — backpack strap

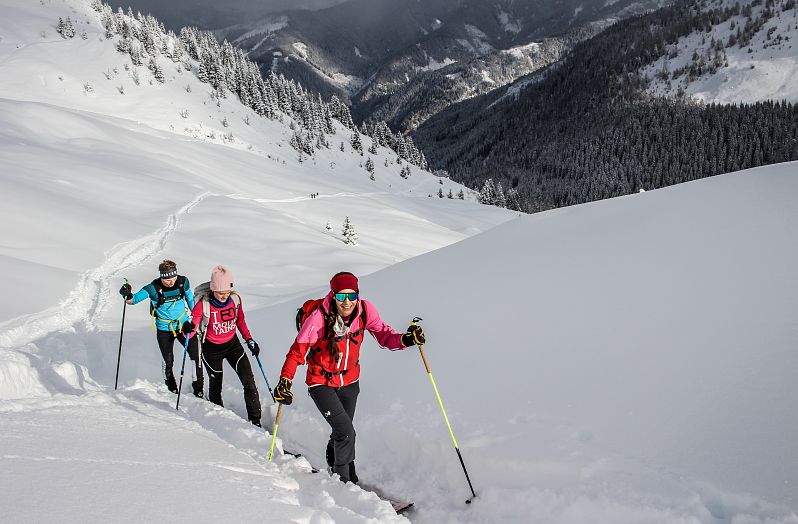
[198,292,241,343]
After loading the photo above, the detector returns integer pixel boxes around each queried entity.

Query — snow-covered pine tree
[57,17,76,39]
[479,179,496,205]
[342,217,358,246]
[350,132,363,154]
[506,188,523,211]
[457,189,465,200]
[365,157,374,174]
[495,182,507,208]
[148,58,165,83]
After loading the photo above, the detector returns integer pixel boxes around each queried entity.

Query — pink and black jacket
[280,292,405,387]
[190,294,252,345]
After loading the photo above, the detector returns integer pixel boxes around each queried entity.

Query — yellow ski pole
[267,403,283,462]
[412,317,477,504]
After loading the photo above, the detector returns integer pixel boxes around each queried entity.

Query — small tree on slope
[342,217,358,246]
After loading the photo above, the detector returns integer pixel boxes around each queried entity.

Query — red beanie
[330,272,359,293]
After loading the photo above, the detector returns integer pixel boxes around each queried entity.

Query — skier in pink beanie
[190,265,263,426]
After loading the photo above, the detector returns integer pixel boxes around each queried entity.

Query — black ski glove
[246,338,260,357]
[274,377,293,405]
[119,283,133,300]
[181,320,195,335]
[401,324,425,347]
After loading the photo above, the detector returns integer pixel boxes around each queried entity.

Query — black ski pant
[156,329,202,390]
[201,337,262,423]
[309,381,360,483]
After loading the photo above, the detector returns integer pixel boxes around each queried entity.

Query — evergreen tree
[350,132,363,154]
[342,217,359,246]
[494,182,507,208]
[479,179,496,205]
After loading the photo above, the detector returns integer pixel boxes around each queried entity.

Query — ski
[282,449,319,473]
[358,483,414,514]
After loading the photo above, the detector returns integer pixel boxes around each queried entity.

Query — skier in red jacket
[274,271,425,483]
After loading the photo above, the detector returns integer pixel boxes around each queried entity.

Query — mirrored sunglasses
[334,292,359,302]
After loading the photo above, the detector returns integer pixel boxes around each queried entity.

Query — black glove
[119,283,133,300]
[181,320,195,335]
[274,377,293,405]
[246,338,260,357]
[401,324,425,347]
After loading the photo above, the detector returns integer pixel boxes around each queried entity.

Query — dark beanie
[330,272,359,293]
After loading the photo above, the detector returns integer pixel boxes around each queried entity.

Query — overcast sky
[104,0,350,30]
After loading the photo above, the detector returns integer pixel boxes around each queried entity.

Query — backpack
[194,281,240,342]
[296,297,367,339]
[147,276,191,333]
[148,275,188,311]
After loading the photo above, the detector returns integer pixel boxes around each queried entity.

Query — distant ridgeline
[85,0,430,170]
[413,0,798,213]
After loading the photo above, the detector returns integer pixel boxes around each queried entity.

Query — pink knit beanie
[210,265,234,291]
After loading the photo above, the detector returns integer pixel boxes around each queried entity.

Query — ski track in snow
[0,192,211,350]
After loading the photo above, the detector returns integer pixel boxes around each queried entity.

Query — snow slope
[2,1,798,523]
[643,0,798,103]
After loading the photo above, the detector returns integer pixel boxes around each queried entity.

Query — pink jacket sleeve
[362,300,405,350]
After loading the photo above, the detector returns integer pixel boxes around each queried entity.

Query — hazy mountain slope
[219,0,666,116]
[413,0,798,212]
[641,0,798,103]
[102,0,350,31]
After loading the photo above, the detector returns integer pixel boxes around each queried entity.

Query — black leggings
[309,382,360,482]
[201,337,261,423]
[156,330,202,387]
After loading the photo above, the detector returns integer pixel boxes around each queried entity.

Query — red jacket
[280,292,405,387]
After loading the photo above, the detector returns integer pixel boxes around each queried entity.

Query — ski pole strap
[268,403,283,462]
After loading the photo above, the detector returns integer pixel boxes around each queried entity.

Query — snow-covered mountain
[214,0,666,122]
[642,0,798,103]
[412,0,798,214]
[353,20,612,131]
[2,0,798,523]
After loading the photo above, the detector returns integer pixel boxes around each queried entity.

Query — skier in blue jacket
[119,260,204,397]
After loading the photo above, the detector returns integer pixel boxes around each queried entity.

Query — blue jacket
[131,276,195,332]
